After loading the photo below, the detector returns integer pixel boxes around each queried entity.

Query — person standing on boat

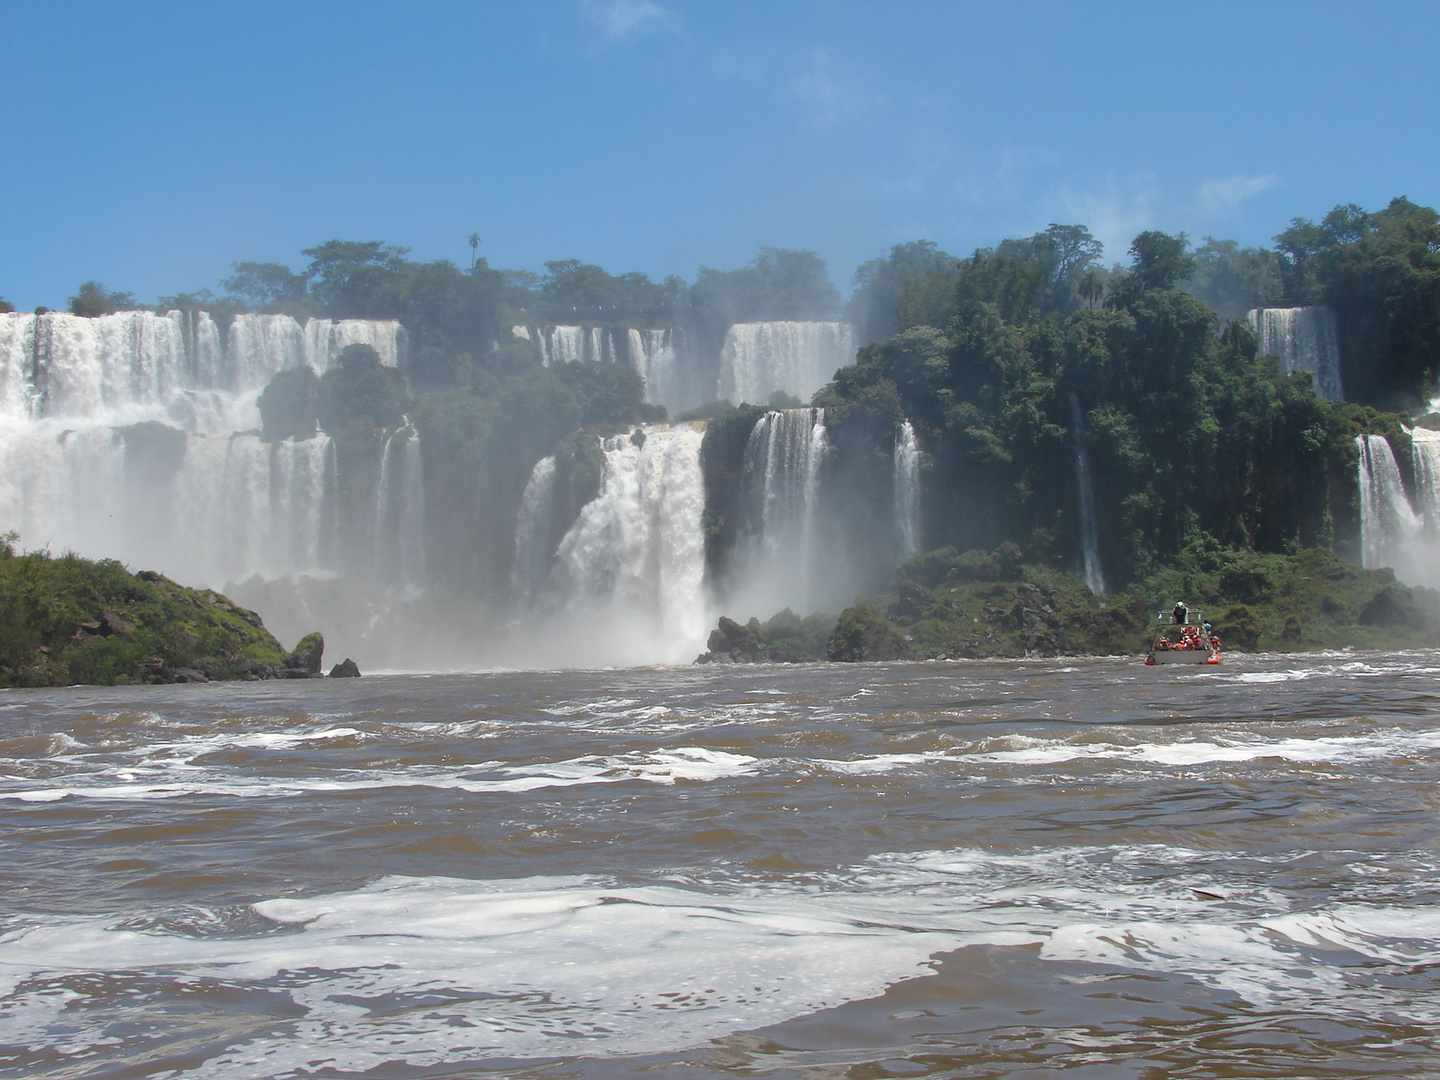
[1172,601,1188,625]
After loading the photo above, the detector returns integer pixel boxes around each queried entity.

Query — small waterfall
[1356,433,1423,580]
[893,421,922,559]
[628,327,683,409]
[1069,394,1106,595]
[716,321,855,406]
[536,326,587,366]
[371,427,426,592]
[172,433,332,587]
[396,430,426,591]
[728,408,829,614]
[303,318,405,371]
[511,455,559,605]
[527,325,623,367]
[1248,307,1344,400]
[552,424,710,660]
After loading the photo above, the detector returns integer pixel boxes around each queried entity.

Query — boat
[1144,606,1222,665]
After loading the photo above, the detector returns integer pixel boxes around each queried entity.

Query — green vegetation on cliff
[699,544,1440,663]
[848,544,1440,661]
[0,536,320,687]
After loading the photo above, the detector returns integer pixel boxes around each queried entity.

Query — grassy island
[0,535,324,688]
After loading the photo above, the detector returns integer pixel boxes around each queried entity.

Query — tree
[222,262,308,310]
[1182,238,1281,318]
[1107,231,1195,309]
[318,344,409,434]
[468,233,480,269]
[68,281,136,317]
[848,240,958,342]
[302,240,411,318]
[258,366,321,440]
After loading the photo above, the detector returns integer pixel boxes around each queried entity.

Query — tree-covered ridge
[812,230,1389,589]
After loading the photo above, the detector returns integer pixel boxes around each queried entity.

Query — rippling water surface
[4,653,1440,1078]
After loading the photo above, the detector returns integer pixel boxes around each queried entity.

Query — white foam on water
[964,726,1440,768]
[0,746,758,802]
[0,874,955,1071]
[791,724,1440,776]
[6,844,1440,1071]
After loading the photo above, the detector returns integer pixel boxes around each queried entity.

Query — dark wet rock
[328,658,361,678]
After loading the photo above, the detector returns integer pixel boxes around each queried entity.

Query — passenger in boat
[1172,601,1188,625]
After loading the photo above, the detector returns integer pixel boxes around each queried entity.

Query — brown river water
[3,653,1440,1078]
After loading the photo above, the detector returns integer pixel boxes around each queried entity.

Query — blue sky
[3,0,1437,311]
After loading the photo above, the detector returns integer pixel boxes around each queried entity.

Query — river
[2,652,1439,1078]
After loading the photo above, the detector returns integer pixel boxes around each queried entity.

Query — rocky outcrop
[328,658,361,678]
[282,633,325,678]
[695,609,836,664]
[826,606,915,662]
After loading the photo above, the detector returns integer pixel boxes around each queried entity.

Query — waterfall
[1248,307,1344,400]
[303,318,405,371]
[511,455,559,605]
[0,310,401,596]
[1356,434,1425,583]
[716,321,855,406]
[526,325,623,367]
[628,327,684,410]
[551,424,710,662]
[371,427,424,591]
[0,311,403,431]
[534,326,587,366]
[893,421,922,559]
[1069,394,1106,595]
[725,408,830,615]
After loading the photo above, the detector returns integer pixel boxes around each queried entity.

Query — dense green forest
[19,196,1440,611]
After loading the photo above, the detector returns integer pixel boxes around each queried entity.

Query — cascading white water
[372,427,426,593]
[726,408,831,616]
[511,455,558,606]
[1248,307,1344,400]
[534,326,586,366]
[524,325,624,367]
[628,327,684,410]
[1069,394,1106,595]
[549,425,710,664]
[716,321,855,406]
[893,421,923,560]
[0,310,401,602]
[1356,433,1425,583]
[0,311,403,433]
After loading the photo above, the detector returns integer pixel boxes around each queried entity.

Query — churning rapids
[4,655,1440,1078]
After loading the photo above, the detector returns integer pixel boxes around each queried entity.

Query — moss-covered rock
[827,605,915,662]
